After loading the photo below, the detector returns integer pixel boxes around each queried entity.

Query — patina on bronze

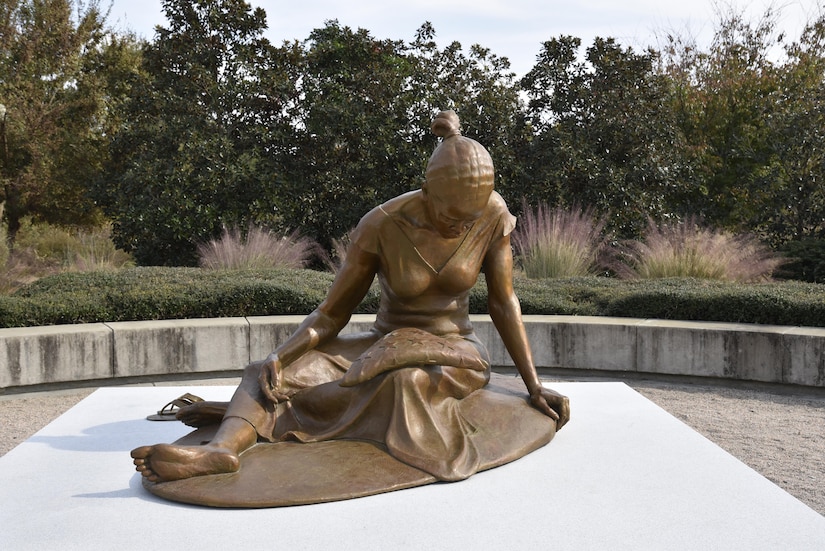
[131,110,571,507]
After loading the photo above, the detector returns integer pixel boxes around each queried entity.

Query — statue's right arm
[259,242,380,402]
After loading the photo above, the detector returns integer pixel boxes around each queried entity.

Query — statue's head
[422,111,494,238]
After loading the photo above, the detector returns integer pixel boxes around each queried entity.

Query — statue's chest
[380,232,485,299]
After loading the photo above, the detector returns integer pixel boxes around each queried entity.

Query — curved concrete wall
[2,314,824,391]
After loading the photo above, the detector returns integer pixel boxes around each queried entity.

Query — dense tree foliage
[5,0,825,269]
[276,21,523,249]
[757,19,825,244]
[661,8,825,245]
[405,23,526,209]
[521,36,689,237]
[98,10,522,263]
[0,0,138,246]
[95,0,292,265]
[273,22,420,248]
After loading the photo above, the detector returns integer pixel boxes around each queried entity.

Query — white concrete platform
[1,382,823,550]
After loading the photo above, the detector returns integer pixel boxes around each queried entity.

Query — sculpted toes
[131,446,151,459]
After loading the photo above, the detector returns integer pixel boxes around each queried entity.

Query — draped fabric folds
[225,331,491,481]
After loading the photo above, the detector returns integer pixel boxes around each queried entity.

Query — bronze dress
[224,190,517,481]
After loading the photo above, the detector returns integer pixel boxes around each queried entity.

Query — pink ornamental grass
[197,226,318,270]
[512,202,609,278]
[616,216,782,282]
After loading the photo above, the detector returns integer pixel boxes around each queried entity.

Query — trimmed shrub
[2,270,825,328]
[602,278,825,326]
[512,277,619,316]
[1,267,380,327]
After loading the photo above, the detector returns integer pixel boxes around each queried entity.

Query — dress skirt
[223,330,491,481]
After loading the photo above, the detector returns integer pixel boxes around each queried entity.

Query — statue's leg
[268,360,490,481]
[220,332,383,441]
[221,361,276,429]
[176,332,382,427]
[131,364,264,482]
[131,332,387,483]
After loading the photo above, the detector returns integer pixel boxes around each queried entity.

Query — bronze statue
[132,110,570,504]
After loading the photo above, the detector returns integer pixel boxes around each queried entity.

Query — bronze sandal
[146,392,204,421]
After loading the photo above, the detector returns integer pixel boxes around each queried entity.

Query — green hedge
[1,268,824,328]
[0,268,379,328]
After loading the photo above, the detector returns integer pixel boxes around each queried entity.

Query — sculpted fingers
[530,389,571,431]
[546,391,571,431]
[259,356,292,403]
[530,392,559,421]
[258,362,274,400]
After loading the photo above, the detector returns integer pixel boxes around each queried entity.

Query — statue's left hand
[529,387,570,431]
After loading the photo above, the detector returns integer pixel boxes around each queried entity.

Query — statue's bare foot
[131,444,240,482]
[176,401,229,427]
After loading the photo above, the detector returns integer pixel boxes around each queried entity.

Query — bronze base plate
[143,374,556,508]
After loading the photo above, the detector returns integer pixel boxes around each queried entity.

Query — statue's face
[423,180,490,239]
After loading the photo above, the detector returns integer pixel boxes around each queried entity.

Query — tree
[97,0,292,265]
[406,23,526,211]
[660,7,786,233]
[658,6,825,247]
[521,37,687,238]
[0,0,131,247]
[751,15,825,244]
[518,35,585,210]
[273,21,420,249]
[277,21,524,249]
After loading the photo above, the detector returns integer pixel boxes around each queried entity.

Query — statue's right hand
[258,353,292,403]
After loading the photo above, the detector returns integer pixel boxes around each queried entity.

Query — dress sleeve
[490,192,517,238]
[348,206,384,255]
[501,210,517,237]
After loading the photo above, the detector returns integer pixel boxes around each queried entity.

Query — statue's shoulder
[358,191,419,226]
[487,191,509,213]
[379,190,420,215]
[352,191,420,253]
[485,191,517,236]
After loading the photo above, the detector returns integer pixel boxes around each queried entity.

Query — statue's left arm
[483,234,570,430]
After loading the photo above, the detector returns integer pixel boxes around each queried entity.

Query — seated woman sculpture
[131,110,570,483]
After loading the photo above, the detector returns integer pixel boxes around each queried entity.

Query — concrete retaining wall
[2,314,824,391]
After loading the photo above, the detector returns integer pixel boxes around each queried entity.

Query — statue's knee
[396,366,431,386]
[243,362,262,379]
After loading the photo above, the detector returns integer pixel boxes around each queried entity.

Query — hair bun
[431,110,461,138]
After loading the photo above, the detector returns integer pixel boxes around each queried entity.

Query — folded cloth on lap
[339,327,489,387]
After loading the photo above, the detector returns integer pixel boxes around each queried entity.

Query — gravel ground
[630,379,825,517]
[1,376,823,516]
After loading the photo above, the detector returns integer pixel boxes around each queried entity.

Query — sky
[105,0,821,77]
